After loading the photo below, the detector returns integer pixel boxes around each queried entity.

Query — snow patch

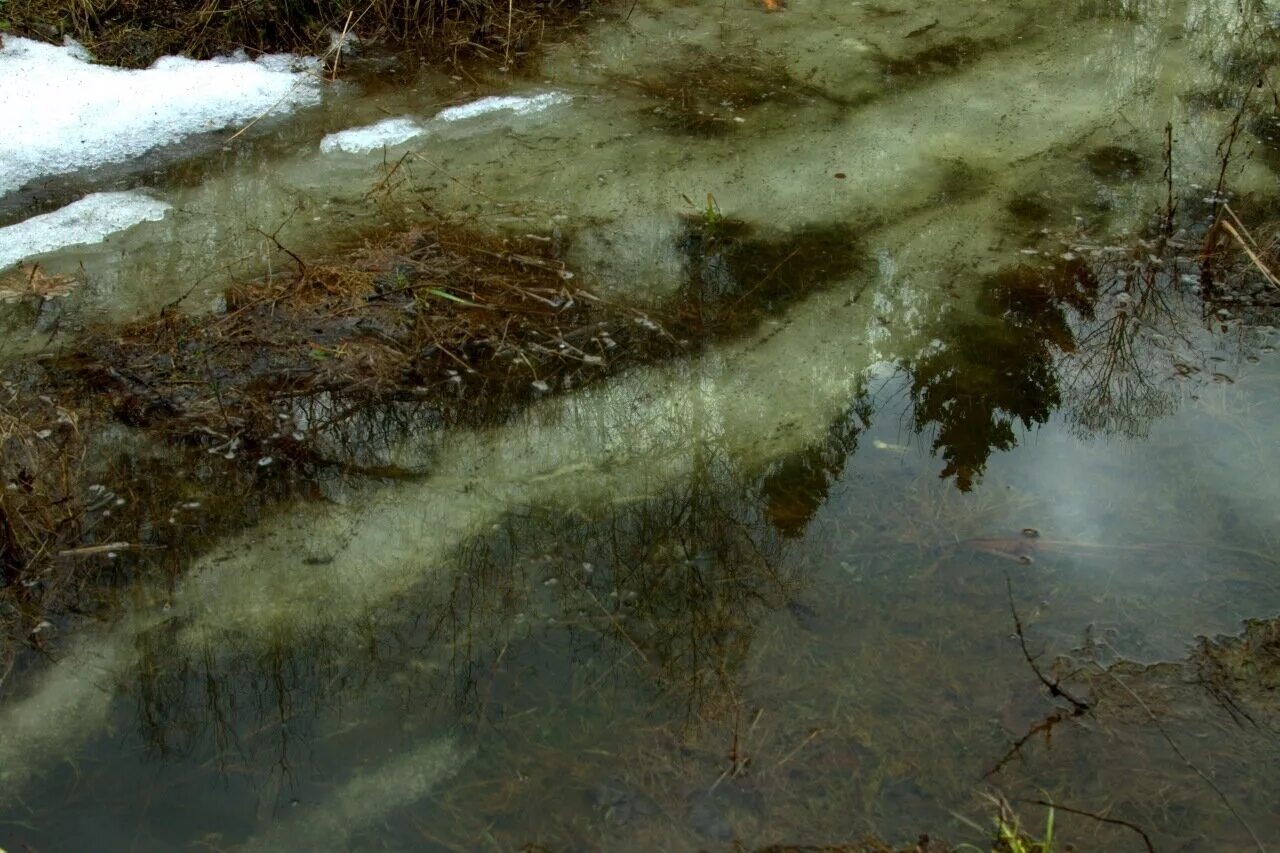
[0,192,172,270]
[435,92,572,122]
[320,117,426,154]
[319,92,571,154]
[0,37,323,196]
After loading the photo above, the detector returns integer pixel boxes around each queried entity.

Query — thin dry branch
[1096,660,1264,852]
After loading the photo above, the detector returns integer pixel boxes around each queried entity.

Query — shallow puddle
[3,0,1280,849]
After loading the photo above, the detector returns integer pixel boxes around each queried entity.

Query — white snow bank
[0,36,323,196]
[0,192,172,270]
[319,92,571,154]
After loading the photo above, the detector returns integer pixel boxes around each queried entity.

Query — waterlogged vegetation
[3,0,1280,849]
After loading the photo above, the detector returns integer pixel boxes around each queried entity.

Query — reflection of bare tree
[527,446,801,724]
[104,440,804,829]
[1061,244,1186,438]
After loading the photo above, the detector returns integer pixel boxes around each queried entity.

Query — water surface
[2,0,1280,848]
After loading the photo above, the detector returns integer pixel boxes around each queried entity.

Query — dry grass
[56,225,681,456]
[1203,203,1280,296]
[0,383,87,676]
[0,265,78,304]
[2,0,596,68]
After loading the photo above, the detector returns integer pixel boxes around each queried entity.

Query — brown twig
[984,709,1070,779]
[985,577,1092,778]
[1161,121,1176,237]
[1022,798,1156,853]
[56,542,136,557]
[1096,660,1264,852]
[252,225,307,278]
[1006,576,1091,713]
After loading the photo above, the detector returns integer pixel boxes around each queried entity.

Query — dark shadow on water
[759,396,871,538]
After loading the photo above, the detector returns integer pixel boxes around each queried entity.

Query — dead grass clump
[58,217,866,461]
[2,0,595,69]
[56,226,680,464]
[1200,204,1280,309]
[0,383,89,669]
[0,265,78,304]
[876,37,988,82]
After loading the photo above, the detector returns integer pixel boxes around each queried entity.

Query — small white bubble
[258,456,274,467]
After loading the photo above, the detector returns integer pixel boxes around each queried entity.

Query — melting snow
[0,36,323,196]
[319,92,571,154]
[0,192,172,270]
[320,117,426,154]
[435,92,572,121]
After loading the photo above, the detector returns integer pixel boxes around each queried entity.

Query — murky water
[3,0,1280,848]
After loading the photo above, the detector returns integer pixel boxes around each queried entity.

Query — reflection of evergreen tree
[906,260,1097,491]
